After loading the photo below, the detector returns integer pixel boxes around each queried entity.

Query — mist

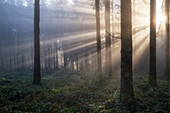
[0,0,169,112]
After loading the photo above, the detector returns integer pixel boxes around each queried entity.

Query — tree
[164,0,169,77]
[111,0,114,37]
[33,0,41,85]
[105,0,112,76]
[120,0,134,104]
[149,0,157,87]
[133,0,137,74]
[95,0,102,77]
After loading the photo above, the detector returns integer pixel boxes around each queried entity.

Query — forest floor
[0,70,170,113]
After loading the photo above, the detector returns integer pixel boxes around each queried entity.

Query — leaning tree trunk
[149,0,157,87]
[33,0,41,85]
[120,0,134,104]
[164,0,169,78]
[105,0,112,76]
[95,0,102,77]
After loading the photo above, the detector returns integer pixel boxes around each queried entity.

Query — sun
[156,13,166,26]
[156,0,167,27]
[156,12,166,30]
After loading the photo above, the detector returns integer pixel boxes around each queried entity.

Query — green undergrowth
[0,72,170,113]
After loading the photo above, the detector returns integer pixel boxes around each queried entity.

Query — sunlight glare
[156,13,166,26]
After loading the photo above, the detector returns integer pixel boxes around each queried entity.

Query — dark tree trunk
[105,0,112,76]
[95,0,102,76]
[0,35,1,70]
[120,0,134,104]
[64,54,67,68]
[165,0,169,77]
[33,0,41,85]
[149,0,157,87]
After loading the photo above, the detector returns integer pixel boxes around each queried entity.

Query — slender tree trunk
[0,35,1,70]
[64,54,67,68]
[112,0,114,37]
[133,0,136,35]
[56,45,58,69]
[14,50,17,69]
[120,0,134,104]
[95,0,102,76]
[33,0,41,85]
[165,0,169,77]
[76,57,79,71]
[50,43,53,68]
[22,47,24,69]
[10,52,12,69]
[133,0,137,74]
[149,0,157,87]
[0,45,2,70]
[31,39,34,69]
[48,45,50,69]
[105,0,112,76]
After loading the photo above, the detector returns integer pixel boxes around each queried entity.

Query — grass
[0,71,170,113]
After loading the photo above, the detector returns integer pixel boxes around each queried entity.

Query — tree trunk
[120,0,134,104]
[149,0,157,87]
[105,0,112,76]
[95,0,102,77]
[164,0,169,78]
[55,44,58,69]
[133,0,136,35]
[133,0,137,74]
[112,0,114,37]
[64,54,67,68]
[76,57,79,71]
[33,0,41,85]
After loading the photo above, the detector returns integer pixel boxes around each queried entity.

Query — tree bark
[95,0,102,77]
[164,0,169,78]
[33,0,41,85]
[112,0,114,37]
[133,0,137,74]
[105,0,112,76]
[120,0,134,104]
[149,0,157,87]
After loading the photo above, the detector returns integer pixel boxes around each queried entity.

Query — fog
[0,0,167,75]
